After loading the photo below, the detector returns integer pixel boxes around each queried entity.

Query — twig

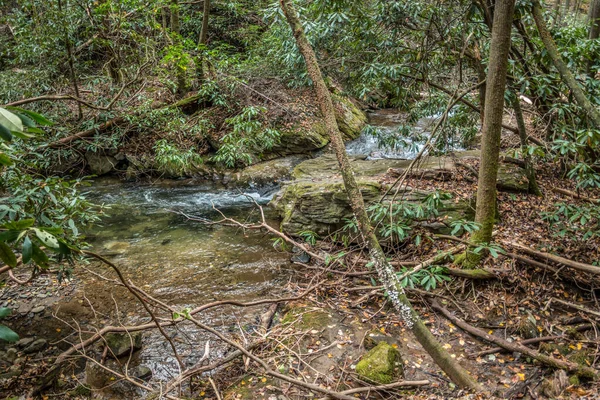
[550,298,600,319]
[552,187,600,204]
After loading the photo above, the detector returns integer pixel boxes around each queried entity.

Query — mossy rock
[105,332,143,358]
[281,305,332,330]
[355,342,403,384]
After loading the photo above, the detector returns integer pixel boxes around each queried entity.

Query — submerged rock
[355,342,403,384]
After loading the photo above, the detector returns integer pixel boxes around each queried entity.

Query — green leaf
[33,228,60,249]
[6,107,53,126]
[0,152,12,166]
[22,236,32,264]
[0,124,12,142]
[0,241,17,267]
[0,307,12,318]
[3,219,35,230]
[14,112,36,128]
[0,108,23,132]
[0,230,20,242]
[31,242,49,269]
[11,130,37,140]
[0,324,19,342]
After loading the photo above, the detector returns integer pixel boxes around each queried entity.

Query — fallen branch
[47,92,203,148]
[396,245,464,282]
[506,241,600,276]
[552,187,600,204]
[432,301,597,376]
[550,298,600,319]
[317,380,430,399]
[469,324,592,357]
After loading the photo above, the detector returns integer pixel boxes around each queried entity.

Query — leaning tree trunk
[461,0,516,267]
[278,0,481,391]
[532,0,600,128]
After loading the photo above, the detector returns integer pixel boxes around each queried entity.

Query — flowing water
[345,109,436,159]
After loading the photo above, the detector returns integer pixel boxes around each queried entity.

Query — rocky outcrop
[271,152,529,237]
[267,95,367,156]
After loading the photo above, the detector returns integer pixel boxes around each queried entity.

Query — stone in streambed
[105,332,143,358]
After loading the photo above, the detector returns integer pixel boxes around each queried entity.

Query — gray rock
[24,338,48,354]
[31,306,45,313]
[5,348,18,363]
[132,365,152,380]
[105,332,143,358]
[16,337,35,348]
[85,151,117,176]
[0,364,22,380]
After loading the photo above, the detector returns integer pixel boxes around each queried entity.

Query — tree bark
[196,0,210,86]
[462,0,516,267]
[278,0,481,392]
[511,92,542,195]
[532,0,600,128]
[170,0,180,34]
[199,0,210,45]
[58,0,82,120]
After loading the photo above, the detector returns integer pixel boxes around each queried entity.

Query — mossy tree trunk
[511,92,542,196]
[462,0,516,267]
[532,0,600,128]
[278,0,481,392]
[589,0,600,74]
[170,0,180,34]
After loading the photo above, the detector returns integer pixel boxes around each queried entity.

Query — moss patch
[355,342,403,384]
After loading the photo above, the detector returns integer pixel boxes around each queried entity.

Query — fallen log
[432,301,597,377]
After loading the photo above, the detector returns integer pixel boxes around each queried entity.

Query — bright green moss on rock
[355,342,403,384]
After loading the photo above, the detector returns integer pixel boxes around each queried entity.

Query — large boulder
[85,151,117,176]
[268,95,366,156]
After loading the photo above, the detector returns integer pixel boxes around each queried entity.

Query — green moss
[569,374,580,386]
[355,342,403,384]
[281,306,331,330]
[69,385,92,397]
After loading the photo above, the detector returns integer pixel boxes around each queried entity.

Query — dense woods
[1,0,600,398]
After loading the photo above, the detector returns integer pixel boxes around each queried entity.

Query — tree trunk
[563,0,572,24]
[278,0,481,392]
[552,0,562,28]
[587,0,598,76]
[58,0,82,120]
[197,0,211,86]
[199,0,210,45]
[511,93,542,196]
[170,0,180,34]
[462,0,516,267]
[532,0,600,128]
